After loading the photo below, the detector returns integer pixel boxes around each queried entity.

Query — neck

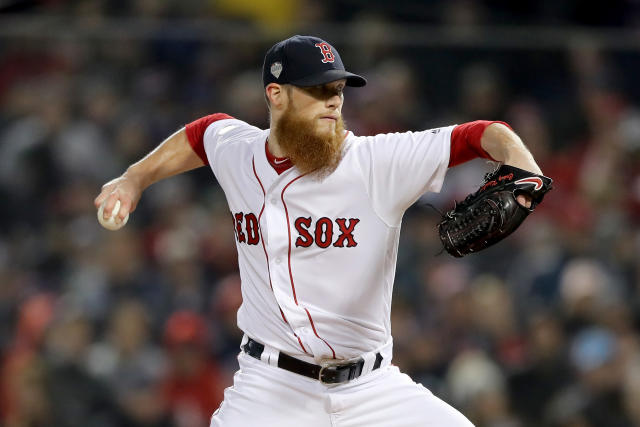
[267,131,287,158]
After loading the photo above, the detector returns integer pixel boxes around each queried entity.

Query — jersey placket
[254,158,317,354]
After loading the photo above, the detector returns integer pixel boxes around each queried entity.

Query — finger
[96,176,123,206]
[94,188,111,208]
[103,192,119,220]
[117,197,132,221]
[94,179,119,208]
[516,194,532,208]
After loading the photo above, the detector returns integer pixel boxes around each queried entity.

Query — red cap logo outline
[314,42,335,63]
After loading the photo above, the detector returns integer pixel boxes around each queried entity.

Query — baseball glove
[437,164,552,257]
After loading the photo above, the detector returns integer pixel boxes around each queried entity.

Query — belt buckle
[318,364,332,384]
[318,358,358,385]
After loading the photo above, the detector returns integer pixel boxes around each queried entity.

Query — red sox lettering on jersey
[234,214,361,248]
[194,116,453,364]
[294,217,360,248]
[233,212,260,245]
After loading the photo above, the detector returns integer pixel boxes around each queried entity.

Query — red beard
[274,103,346,178]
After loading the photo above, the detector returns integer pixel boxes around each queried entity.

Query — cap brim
[290,69,367,87]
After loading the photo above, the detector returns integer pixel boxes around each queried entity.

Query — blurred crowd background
[1,1,640,426]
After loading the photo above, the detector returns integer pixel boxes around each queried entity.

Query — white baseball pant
[210,350,474,426]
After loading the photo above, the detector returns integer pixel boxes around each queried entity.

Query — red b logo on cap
[314,42,335,63]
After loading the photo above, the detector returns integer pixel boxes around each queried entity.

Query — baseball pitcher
[95,35,551,426]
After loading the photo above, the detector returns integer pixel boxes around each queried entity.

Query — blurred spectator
[559,258,622,334]
[0,293,55,426]
[470,275,527,370]
[43,306,122,426]
[509,311,572,426]
[161,311,225,427]
[446,350,521,427]
[623,357,640,426]
[545,328,631,426]
[209,274,244,375]
[87,300,169,426]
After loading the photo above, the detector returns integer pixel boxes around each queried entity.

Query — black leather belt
[242,337,384,384]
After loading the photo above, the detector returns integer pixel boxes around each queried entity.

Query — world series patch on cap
[262,35,367,88]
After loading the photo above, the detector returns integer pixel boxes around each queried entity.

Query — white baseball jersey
[202,118,453,364]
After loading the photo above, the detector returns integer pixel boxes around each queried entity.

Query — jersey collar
[265,139,293,175]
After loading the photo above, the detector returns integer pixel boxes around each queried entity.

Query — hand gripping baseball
[94,175,142,230]
[437,164,553,257]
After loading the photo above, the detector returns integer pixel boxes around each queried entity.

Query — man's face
[285,79,346,134]
[272,79,347,177]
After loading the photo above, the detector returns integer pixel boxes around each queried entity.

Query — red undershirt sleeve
[448,120,512,167]
[185,113,235,165]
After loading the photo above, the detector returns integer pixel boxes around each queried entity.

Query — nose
[326,93,342,110]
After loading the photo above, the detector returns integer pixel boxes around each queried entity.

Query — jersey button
[270,198,277,205]
[275,258,282,264]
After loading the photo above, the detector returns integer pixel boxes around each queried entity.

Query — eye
[304,86,324,97]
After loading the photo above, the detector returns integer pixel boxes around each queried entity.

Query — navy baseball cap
[262,35,367,88]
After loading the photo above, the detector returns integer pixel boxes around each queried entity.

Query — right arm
[94,127,204,224]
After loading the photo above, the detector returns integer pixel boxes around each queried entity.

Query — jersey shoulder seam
[205,118,262,141]
[206,119,265,184]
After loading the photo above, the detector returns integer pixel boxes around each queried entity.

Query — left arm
[480,123,542,207]
[449,121,543,207]
[438,123,552,256]
[480,123,542,175]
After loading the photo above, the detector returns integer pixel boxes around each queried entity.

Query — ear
[266,83,287,110]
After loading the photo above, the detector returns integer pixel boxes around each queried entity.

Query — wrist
[124,163,152,190]
[482,124,542,174]
[503,152,542,175]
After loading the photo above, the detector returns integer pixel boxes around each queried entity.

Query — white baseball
[97,200,129,231]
